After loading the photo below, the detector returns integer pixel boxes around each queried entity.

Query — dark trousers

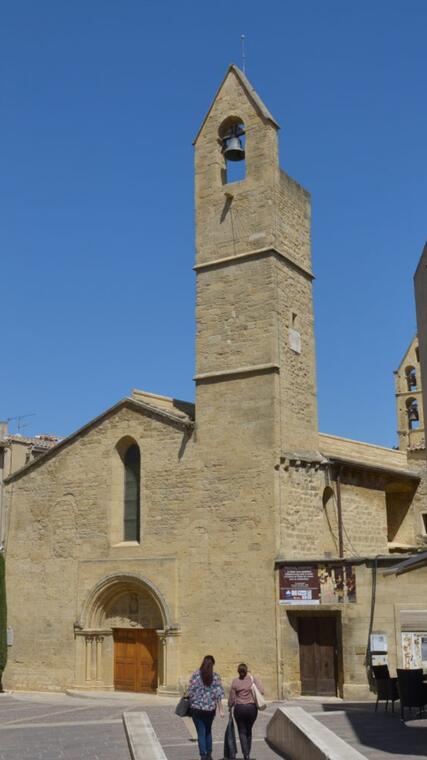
[192,708,216,757]
[234,703,258,759]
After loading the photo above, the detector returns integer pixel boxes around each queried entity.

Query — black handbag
[223,711,237,759]
[175,695,191,717]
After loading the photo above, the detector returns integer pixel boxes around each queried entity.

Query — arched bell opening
[406,397,420,430]
[405,365,417,391]
[75,573,178,694]
[218,116,246,184]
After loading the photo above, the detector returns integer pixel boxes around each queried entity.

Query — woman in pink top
[228,663,264,760]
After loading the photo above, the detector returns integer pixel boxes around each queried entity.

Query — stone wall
[4,405,195,690]
[279,562,427,699]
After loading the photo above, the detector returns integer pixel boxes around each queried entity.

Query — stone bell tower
[190,66,319,689]
[193,65,318,455]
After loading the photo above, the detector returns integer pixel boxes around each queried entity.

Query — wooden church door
[114,628,158,692]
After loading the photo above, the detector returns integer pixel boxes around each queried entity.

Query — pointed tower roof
[193,64,280,145]
[396,334,418,373]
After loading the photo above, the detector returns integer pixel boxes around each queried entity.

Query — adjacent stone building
[415,244,427,461]
[0,422,60,551]
[3,66,427,699]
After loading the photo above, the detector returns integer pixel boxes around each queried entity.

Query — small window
[123,444,140,542]
[421,514,427,535]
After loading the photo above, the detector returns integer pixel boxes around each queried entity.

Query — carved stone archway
[73,573,180,694]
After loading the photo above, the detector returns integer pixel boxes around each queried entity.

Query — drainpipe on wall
[335,466,344,559]
[365,555,379,690]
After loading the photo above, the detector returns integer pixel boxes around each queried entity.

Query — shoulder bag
[175,691,191,717]
[250,675,266,711]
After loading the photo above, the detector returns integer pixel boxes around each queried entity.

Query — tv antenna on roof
[241,34,246,74]
[6,413,36,433]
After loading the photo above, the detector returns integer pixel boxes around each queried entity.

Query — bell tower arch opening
[219,116,246,184]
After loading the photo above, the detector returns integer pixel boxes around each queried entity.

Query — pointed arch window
[123,443,140,542]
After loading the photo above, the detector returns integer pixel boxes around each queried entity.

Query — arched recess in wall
[111,436,141,544]
[79,572,172,631]
[218,116,246,184]
[322,486,339,556]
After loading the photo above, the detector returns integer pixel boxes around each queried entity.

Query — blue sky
[1,1,426,446]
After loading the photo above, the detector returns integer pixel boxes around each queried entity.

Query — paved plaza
[1,692,427,760]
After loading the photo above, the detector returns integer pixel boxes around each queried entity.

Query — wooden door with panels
[298,616,338,696]
[113,628,158,692]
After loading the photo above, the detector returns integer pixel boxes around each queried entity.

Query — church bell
[222,124,245,162]
[223,135,245,162]
[408,405,419,423]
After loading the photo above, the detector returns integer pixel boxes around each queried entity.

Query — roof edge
[395,333,419,374]
[193,63,280,146]
[383,550,427,576]
[325,455,420,481]
[4,397,193,484]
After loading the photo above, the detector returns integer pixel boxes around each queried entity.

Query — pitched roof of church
[4,393,194,484]
[193,64,280,145]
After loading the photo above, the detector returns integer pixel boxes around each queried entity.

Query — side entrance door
[114,628,158,692]
[298,616,337,696]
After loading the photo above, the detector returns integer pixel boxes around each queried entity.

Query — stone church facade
[3,66,427,699]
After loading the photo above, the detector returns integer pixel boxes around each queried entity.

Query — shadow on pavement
[316,702,427,757]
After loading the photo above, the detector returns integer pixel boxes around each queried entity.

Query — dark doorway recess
[298,616,338,696]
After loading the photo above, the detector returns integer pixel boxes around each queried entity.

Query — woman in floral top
[188,655,224,760]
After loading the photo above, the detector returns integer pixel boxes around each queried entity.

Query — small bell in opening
[407,402,419,423]
[406,369,417,390]
[222,124,245,162]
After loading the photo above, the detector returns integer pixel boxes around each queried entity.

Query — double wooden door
[113,628,158,692]
[298,616,338,696]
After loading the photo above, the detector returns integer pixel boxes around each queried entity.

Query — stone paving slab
[315,709,427,759]
[1,693,427,760]
[146,705,281,760]
[291,700,427,760]
[0,694,135,760]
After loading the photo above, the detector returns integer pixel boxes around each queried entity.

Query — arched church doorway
[77,573,174,693]
[105,586,162,692]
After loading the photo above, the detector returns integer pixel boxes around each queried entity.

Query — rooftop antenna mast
[241,34,246,74]
[6,413,36,434]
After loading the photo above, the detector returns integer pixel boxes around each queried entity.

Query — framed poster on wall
[279,564,356,605]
